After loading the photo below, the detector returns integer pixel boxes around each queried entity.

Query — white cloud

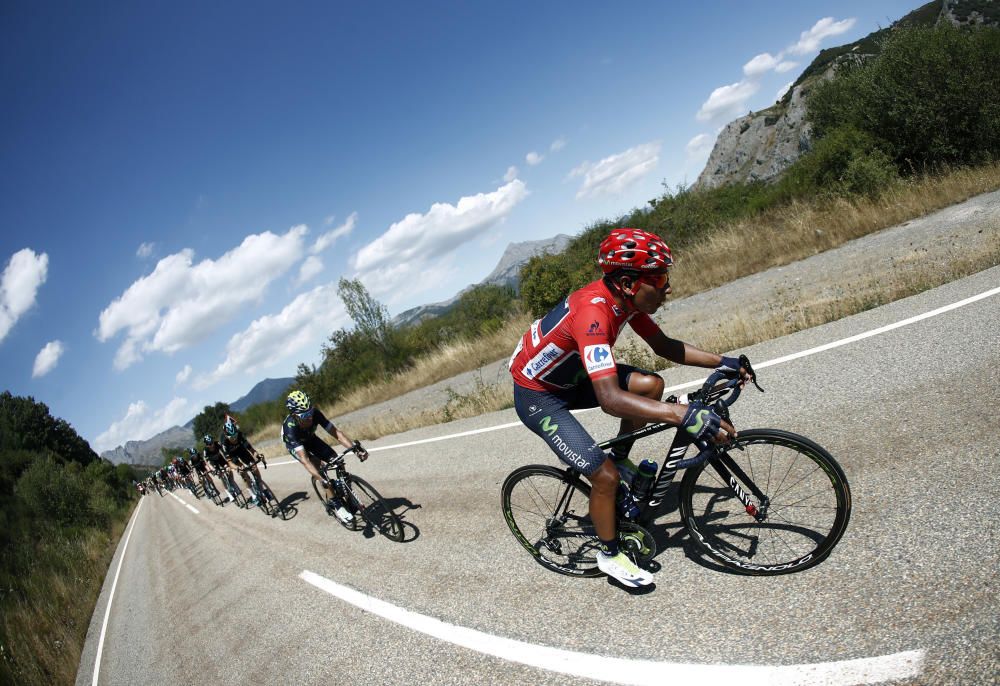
[32,340,64,378]
[685,133,715,160]
[96,225,307,370]
[525,151,544,166]
[0,248,48,343]
[311,212,357,254]
[569,141,661,199]
[198,282,348,389]
[175,364,192,385]
[696,80,760,122]
[92,396,191,453]
[550,137,567,152]
[297,255,324,285]
[743,52,780,77]
[136,242,155,258]
[697,17,851,125]
[503,165,519,183]
[351,180,528,298]
[788,17,856,56]
[775,81,795,102]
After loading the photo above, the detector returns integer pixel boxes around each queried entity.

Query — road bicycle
[198,469,224,506]
[501,357,852,577]
[239,456,285,518]
[311,445,404,542]
[214,467,247,508]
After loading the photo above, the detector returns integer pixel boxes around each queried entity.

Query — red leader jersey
[509,279,661,392]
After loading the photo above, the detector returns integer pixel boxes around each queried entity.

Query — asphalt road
[77,266,1000,686]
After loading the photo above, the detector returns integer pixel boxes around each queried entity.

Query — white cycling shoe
[596,551,654,587]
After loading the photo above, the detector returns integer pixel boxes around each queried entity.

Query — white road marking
[92,498,144,686]
[300,569,924,686]
[347,283,1000,453]
[168,490,200,514]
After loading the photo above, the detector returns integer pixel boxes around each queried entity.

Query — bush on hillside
[808,23,1000,170]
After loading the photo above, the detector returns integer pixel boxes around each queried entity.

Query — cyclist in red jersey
[510,228,749,587]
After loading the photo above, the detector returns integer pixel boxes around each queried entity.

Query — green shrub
[808,23,1000,171]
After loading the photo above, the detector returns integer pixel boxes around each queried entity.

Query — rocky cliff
[693,0,990,191]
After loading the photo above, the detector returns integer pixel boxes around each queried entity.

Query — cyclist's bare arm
[592,375,735,442]
[324,424,368,459]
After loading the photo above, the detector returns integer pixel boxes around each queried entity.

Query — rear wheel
[501,465,657,578]
[680,429,851,576]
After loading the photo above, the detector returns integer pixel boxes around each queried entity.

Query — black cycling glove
[716,355,742,376]
[681,403,722,441]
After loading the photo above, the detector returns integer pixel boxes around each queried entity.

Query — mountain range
[100,376,293,464]
[393,234,572,327]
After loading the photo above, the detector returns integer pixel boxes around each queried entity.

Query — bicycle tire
[501,465,603,577]
[679,428,852,576]
[345,475,403,542]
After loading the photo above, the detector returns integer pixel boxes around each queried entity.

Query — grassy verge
[253,163,1000,448]
[1,511,131,685]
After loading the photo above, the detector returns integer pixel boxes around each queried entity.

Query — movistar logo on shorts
[540,416,558,436]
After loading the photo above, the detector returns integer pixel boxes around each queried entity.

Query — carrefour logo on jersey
[522,343,565,378]
[584,344,614,373]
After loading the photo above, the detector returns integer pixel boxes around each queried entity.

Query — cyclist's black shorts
[206,454,227,471]
[226,445,257,468]
[513,364,650,477]
[288,435,337,464]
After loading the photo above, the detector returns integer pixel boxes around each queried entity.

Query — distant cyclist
[282,390,368,523]
[171,455,194,492]
[203,435,235,502]
[509,228,749,588]
[219,415,272,505]
[187,447,220,502]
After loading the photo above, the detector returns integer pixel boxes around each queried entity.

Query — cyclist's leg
[515,384,653,586]
[577,364,662,466]
[513,385,612,538]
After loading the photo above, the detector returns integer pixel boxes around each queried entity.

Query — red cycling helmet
[597,228,673,274]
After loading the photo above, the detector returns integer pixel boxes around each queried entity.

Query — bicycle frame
[596,417,769,524]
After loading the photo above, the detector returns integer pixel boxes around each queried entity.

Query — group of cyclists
[135,227,748,589]
[137,396,369,524]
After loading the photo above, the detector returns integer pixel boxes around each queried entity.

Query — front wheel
[345,475,404,542]
[679,428,851,576]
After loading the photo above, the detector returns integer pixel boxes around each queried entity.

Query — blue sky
[1,0,917,451]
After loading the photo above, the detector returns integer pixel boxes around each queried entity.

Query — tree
[337,277,393,353]
[808,23,1000,171]
[191,401,231,443]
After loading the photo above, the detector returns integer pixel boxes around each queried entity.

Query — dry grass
[619,231,1000,371]
[1,521,126,686]
[252,163,1000,447]
[672,163,1000,297]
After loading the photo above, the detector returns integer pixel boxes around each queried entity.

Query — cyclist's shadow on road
[382,497,422,543]
[276,491,310,521]
[643,492,740,576]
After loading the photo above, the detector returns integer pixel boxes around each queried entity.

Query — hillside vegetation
[231,20,1000,441]
[0,392,141,685]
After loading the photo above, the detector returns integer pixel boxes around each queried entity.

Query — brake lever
[738,354,764,393]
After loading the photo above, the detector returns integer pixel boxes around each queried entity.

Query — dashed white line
[168,490,200,514]
[300,569,924,686]
[92,498,144,686]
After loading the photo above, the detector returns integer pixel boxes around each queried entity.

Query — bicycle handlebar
[665,355,763,470]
